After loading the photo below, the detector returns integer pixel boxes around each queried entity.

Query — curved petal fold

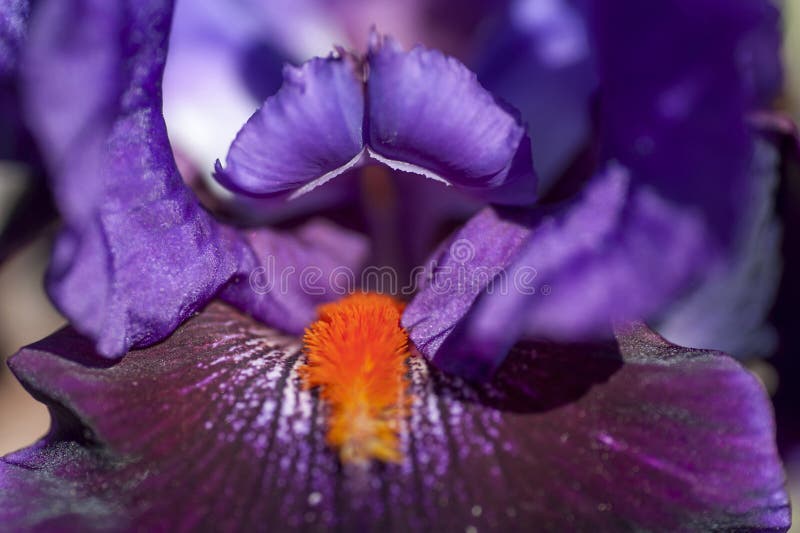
[1,304,789,531]
[214,54,365,198]
[21,0,248,357]
[367,34,537,205]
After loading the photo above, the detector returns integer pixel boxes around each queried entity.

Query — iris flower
[0,0,792,530]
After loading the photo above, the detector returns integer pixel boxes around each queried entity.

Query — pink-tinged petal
[1,304,789,530]
[214,54,365,198]
[366,34,538,205]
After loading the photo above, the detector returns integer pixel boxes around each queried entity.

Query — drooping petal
[1,303,788,530]
[405,165,710,379]
[366,34,538,205]
[214,54,365,198]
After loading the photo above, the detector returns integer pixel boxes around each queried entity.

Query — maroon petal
[2,303,788,530]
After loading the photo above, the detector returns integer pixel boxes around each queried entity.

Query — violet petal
[594,0,781,247]
[366,34,538,205]
[1,304,788,530]
[214,53,365,198]
[405,165,710,380]
[220,218,370,335]
[21,0,245,357]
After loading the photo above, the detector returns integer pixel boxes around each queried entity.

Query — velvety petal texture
[1,303,789,530]
[216,34,538,206]
[214,54,365,198]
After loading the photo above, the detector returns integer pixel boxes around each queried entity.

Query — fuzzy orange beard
[300,293,411,466]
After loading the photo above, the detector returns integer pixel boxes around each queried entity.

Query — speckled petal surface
[1,303,789,531]
[366,34,537,205]
[214,54,365,198]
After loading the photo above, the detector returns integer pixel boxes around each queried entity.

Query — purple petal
[214,54,365,198]
[21,0,245,357]
[475,0,597,186]
[0,0,29,76]
[405,165,710,380]
[656,137,782,359]
[1,304,788,530]
[594,0,781,247]
[366,34,538,205]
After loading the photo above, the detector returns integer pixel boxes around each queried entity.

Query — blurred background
[1,0,799,528]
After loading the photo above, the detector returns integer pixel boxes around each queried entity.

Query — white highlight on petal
[366,147,453,187]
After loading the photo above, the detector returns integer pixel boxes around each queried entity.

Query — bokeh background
[1,0,799,529]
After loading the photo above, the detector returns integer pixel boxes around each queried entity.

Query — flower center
[300,292,410,466]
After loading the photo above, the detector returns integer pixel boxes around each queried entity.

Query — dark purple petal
[22,0,245,356]
[1,304,788,530]
[214,54,365,198]
[220,218,369,335]
[475,0,597,186]
[656,137,782,359]
[594,0,780,247]
[0,0,37,161]
[405,165,710,380]
[0,0,28,76]
[366,34,538,205]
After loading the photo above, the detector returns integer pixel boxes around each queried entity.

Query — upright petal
[475,0,597,187]
[594,0,781,246]
[214,54,365,198]
[366,34,537,205]
[22,0,243,356]
[1,304,788,530]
